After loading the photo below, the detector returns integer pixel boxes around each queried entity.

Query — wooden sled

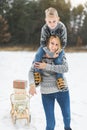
[10,93,31,124]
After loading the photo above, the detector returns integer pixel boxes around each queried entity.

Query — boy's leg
[34,46,45,62]
[41,94,55,130]
[54,50,65,89]
[56,91,72,130]
[54,49,65,64]
[33,47,45,86]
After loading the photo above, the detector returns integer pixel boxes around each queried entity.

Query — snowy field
[0,51,87,130]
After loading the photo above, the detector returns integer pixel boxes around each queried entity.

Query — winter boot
[65,128,72,130]
[57,78,65,89]
[34,72,41,86]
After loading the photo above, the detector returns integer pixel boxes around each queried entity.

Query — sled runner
[10,80,31,124]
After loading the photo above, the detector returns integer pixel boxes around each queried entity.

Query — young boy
[34,7,67,89]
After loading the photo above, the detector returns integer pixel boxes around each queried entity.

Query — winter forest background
[0,0,87,50]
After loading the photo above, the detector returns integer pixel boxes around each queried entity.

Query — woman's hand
[53,50,59,58]
[29,84,36,96]
[34,62,47,69]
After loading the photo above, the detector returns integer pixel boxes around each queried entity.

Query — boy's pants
[54,50,65,79]
[34,47,45,62]
[41,91,71,130]
[34,46,45,73]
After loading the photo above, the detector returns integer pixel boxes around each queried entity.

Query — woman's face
[48,37,60,53]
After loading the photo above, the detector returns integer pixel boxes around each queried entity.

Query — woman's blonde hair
[47,35,61,52]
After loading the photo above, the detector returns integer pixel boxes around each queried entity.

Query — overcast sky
[70,0,86,7]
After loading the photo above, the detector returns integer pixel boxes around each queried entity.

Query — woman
[28,35,72,130]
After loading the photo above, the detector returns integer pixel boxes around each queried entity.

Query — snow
[0,51,87,130]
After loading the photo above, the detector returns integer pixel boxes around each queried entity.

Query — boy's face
[48,37,60,53]
[45,15,59,29]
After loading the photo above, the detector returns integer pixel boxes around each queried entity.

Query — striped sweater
[28,54,69,94]
[40,21,67,49]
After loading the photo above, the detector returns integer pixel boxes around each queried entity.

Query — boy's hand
[29,84,36,96]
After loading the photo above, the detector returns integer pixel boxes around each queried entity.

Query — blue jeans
[34,46,64,80]
[41,91,71,130]
[34,47,45,73]
[54,50,65,79]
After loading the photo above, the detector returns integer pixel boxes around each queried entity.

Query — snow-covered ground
[0,51,87,130]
